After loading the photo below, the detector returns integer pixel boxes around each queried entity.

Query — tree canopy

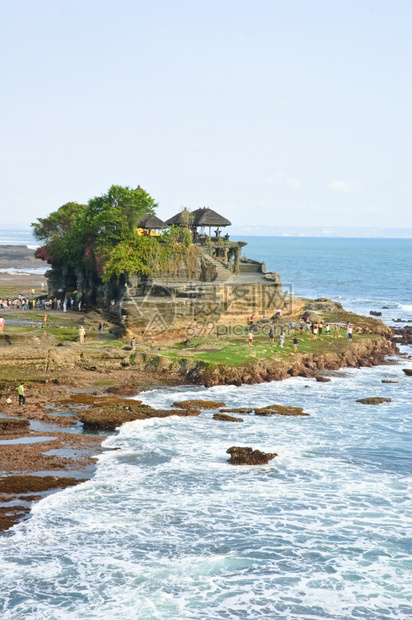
[32,185,196,290]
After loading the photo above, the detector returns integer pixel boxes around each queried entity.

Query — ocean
[0,236,411,619]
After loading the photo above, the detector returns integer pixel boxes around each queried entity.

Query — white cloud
[265,171,301,189]
[327,180,363,193]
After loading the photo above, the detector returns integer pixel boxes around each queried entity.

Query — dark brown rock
[173,399,226,410]
[356,397,392,405]
[213,413,243,422]
[219,408,253,414]
[226,446,277,465]
[316,376,331,383]
[402,369,412,376]
[254,404,310,417]
[0,418,30,434]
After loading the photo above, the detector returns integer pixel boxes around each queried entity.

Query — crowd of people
[0,296,87,312]
[247,313,353,351]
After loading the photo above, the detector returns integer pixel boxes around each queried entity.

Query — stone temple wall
[116,276,285,340]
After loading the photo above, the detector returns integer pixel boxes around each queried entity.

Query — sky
[0,0,411,230]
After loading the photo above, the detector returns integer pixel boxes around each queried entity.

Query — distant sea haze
[230,225,412,238]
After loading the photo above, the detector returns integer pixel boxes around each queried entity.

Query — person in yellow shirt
[18,383,26,406]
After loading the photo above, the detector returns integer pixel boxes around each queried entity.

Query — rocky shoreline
[0,300,408,533]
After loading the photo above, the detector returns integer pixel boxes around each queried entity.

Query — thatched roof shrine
[165,207,231,228]
[164,212,189,226]
[138,214,166,229]
[191,207,231,227]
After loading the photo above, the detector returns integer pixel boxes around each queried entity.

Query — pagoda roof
[137,214,166,229]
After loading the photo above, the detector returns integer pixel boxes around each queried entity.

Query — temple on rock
[45,204,284,338]
[121,206,284,337]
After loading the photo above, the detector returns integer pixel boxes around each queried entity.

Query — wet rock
[0,418,30,434]
[78,405,200,430]
[402,369,412,376]
[381,380,398,384]
[173,399,226,410]
[356,397,392,405]
[315,376,331,383]
[392,327,412,345]
[370,311,382,316]
[0,474,87,495]
[219,408,253,414]
[213,413,243,422]
[254,404,310,416]
[226,446,277,465]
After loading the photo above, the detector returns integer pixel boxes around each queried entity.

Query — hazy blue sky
[1,0,411,228]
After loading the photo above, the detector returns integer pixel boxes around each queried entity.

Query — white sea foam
[0,362,411,619]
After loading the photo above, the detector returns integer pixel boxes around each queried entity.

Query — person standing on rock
[293,336,299,352]
[269,327,274,344]
[18,383,26,406]
[79,325,86,344]
[347,324,353,342]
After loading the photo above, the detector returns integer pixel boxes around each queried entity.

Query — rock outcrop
[226,446,277,465]
[213,413,243,422]
[173,400,226,410]
[356,397,392,405]
[254,404,310,416]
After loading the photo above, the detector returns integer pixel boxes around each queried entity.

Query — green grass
[161,331,373,367]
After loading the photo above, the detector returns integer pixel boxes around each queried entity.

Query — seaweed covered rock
[219,408,253,414]
[65,394,143,408]
[226,446,277,465]
[254,404,310,417]
[173,399,226,410]
[0,418,30,434]
[213,413,243,422]
[78,404,200,430]
[356,397,392,405]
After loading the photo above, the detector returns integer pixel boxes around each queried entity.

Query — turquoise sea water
[0,237,411,619]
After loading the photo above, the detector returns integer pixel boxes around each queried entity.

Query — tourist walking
[18,383,25,406]
[312,324,318,340]
[279,332,285,348]
[325,324,330,335]
[334,324,341,338]
[347,324,353,342]
[248,331,254,346]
